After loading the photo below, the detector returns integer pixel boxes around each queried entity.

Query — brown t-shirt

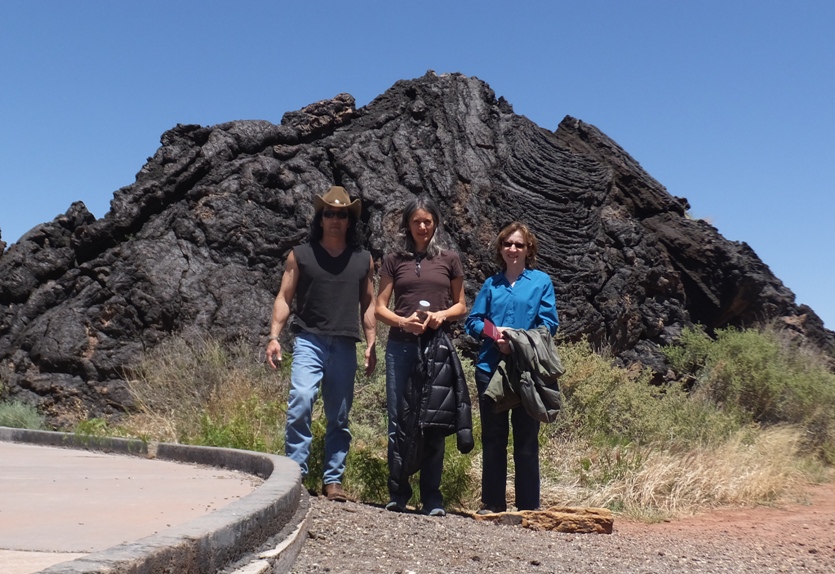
[380,249,464,342]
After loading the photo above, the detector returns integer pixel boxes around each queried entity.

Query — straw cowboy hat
[313,186,361,218]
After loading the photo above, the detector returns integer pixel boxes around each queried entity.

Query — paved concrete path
[0,441,260,574]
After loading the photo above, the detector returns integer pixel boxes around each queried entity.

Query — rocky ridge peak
[1,71,832,425]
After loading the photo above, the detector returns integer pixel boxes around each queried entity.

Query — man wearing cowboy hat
[266,185,377,502]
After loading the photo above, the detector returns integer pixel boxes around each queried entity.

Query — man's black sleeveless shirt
[292,242,370,342]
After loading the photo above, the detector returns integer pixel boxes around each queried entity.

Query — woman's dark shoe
[385,500,406,512]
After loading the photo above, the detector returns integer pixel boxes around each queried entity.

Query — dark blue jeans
[475,367,541,511]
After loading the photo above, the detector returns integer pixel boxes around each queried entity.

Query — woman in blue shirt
[465,222,559,513]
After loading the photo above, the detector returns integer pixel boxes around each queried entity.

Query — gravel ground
[289,483,835,574]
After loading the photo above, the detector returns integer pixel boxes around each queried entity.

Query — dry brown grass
[537,425,827,520]
[121,335,287,449]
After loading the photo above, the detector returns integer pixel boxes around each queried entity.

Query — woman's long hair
[396,194,446,258]
[308,209,361,251]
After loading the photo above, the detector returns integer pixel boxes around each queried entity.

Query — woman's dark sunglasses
[322,210,349,219]
[502,241,526,249]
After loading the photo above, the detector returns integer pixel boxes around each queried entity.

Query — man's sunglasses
[322,210,349,220]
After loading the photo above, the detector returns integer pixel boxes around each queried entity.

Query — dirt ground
[618,481,835,549]
[290,482,835,573]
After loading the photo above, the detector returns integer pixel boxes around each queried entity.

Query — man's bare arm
[266,251,299,369]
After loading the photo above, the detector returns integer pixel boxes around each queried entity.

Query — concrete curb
[0,428,310,574]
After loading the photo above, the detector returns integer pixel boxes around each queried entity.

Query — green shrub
[302,415,327,493]
[439,433,476,506]
[700,327,786,422]
[75,417,111,437]
[0,400,46,430]
[663,325,714,374]
[345,440,389,502]
[197,394,285,452]
[555,338,739,447]
[664,325,835,461]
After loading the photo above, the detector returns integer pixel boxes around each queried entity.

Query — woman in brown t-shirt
[376,195,467,516]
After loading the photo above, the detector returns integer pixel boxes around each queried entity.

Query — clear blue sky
[1,1,832,328]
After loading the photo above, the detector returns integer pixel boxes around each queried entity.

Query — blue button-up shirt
[465,268,559,373]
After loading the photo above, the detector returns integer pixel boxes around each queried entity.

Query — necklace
[414,252,425,277]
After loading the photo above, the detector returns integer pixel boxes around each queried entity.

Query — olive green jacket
[485,326,565,423]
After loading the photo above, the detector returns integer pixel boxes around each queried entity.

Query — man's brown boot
[323,482,348,502]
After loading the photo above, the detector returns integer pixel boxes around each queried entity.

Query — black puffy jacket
[389,328,474,493]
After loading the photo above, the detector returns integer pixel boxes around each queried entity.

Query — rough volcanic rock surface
[1,72,832,425]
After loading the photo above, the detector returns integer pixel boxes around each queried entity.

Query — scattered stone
[472,506,614,534]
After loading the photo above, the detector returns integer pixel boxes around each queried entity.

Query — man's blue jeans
[475,366,541,511]
[286,331,357,485]
[386,339,445,510]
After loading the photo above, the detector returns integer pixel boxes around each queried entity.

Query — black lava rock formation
[1,72,832,426]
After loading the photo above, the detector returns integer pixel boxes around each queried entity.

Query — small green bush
[0,400,46,430]
[664,325,835,462]
[555,338,739,447]
[302,415,327,493]
[345,441,389,502]
[197,394,285,453]
[663,325,714,374]
[439,434,476,506]
[74,417,111,437]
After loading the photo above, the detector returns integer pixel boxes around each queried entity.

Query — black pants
[388,429,445,510]
[475,367,541,511]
